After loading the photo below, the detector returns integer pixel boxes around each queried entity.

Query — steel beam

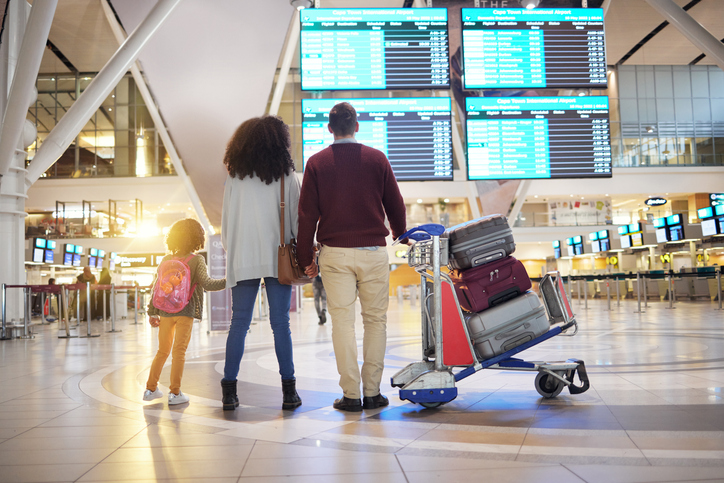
[0,0,57,179]
[24,0,183,189]
[645,0,724,71]
[99,0,212,233]
[269,8,300,116]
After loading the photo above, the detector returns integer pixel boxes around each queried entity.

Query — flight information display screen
[461,8,606,89]
[466,96,611,180]
[300,8,450,90]
[302,97,453,181]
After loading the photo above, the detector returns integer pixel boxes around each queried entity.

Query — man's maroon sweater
[297,142,407,268]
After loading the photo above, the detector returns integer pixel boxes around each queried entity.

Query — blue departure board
[461,8,606,89]
[300,8,450,90]
[302,97,453,181]
[466,96,611,180]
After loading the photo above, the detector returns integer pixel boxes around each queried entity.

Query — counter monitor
[302,97,453,181]
[300,8,450,91]
[465,96,611,180]
[461,8,606,89]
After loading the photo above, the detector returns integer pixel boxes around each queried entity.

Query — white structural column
[0,0,36,324]
[24,0,183,188]
[645,0,724,71]
[0,0,57,178]
[99,0,212,234]
[269,8,300,116]
[508,180,531,227]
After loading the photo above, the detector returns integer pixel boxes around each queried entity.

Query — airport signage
[645,197,667,207]
[116,253,165,268]
[710,193,724,207]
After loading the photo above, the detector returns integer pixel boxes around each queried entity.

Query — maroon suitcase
[450,256,532,313]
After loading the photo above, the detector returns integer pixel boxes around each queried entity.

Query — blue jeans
[222,278,295,382]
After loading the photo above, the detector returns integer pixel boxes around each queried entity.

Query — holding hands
[148,315,160,327]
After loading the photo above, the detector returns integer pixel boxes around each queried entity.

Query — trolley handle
[393,224,446,245]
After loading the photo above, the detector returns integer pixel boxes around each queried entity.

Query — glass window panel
[623,138,641,166]
[608,97,620,122]
[620,98,638,122]
[691,67,710,97]
[710,68,724,98]
[674,98,693,121]
[711,99,724,122]
[673,66,691,98]
[654,66,673,97]
[636,66,655,98]
[638,98,657,124]
[656,98,674,119]
[693,98,711,121]
[618,67,637,98]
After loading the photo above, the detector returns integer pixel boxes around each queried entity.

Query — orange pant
[146,316,194,395]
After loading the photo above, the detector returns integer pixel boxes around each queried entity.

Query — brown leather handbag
[277,175,313,286]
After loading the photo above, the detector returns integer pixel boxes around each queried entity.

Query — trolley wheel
[535,371,565,398]
[420,402,443,409]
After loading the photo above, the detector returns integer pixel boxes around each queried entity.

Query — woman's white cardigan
[221,172,301,289]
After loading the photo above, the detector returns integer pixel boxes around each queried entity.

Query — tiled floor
[1,294,723,482]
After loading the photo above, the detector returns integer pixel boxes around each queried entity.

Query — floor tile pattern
[1,296,723,482]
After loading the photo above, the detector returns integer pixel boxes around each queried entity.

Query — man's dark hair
[223,116,295,184]
[328,102,357,137]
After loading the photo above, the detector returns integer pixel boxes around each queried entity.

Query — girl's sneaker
[143,388,163,401]
[168,392,189,405]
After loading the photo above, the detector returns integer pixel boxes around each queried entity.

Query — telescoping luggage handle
[393,223,446,245]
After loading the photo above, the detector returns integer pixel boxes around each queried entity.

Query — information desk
[465,96,611,180]
[302,97,453,181]
[300,8,450,90]
[461,8,606,89]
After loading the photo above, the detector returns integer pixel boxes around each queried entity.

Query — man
[297,102,407,412]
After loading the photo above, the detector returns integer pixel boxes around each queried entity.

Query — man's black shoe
[333,396,362,412]
[362,394,389,410]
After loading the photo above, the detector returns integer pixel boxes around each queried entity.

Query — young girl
[143,218,226,405]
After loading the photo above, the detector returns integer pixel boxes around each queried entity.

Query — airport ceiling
[19,0,724,225]
[32,0,724,75]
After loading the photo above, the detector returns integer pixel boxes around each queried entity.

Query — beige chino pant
[319,246,389,399]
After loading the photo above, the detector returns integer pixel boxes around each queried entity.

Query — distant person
[313,275,327,325]
[143,219,226,406]
[72,267,97,322]
[297,102,407,412]
[220,116,302,411]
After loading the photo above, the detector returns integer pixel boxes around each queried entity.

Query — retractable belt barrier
[531,269,723,312]
[2,283,73,340]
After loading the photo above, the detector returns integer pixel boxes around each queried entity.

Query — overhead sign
[645,197,667,207]
[710,193,724,207]
[116,253,166,268]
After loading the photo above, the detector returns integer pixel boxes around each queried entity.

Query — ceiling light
[521,0,540,8]
[416,199,423,204]
[444,198,449,203]
[534,195,538,198]
[290,0,312,9]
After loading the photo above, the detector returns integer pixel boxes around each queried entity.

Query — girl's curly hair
[166,218,205,255]
[223,116,295,184]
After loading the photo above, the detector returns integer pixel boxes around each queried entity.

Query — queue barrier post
[606,278,612,311]
[643,273,649,308]
[39,292,48,325]
[1,284,9,340]
[634,272,645,314]
[566,274,572,305]
[22,287,34,339]
[717,268,723,311]
[79,282,100,338]
[576,278,581,303]
[107,284,121,333]
[58,284,77,338]
[1,284,37,340]
[615,276,621,306]
[74,288,81,326]
[583,278,589,310]
[133,286,139,325]
[666,272,676,310]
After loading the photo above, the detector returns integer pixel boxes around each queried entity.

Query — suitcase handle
[394,224,446,244]
[494,322,530,341]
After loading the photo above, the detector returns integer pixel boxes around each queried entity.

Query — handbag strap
[279,175,285,247]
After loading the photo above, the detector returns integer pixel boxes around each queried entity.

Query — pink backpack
[152,255,197,313]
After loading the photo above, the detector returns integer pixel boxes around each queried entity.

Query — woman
[220,116,302,411]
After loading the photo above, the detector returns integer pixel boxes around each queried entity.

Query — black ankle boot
[221,379,239,411]
[281,378,302,410]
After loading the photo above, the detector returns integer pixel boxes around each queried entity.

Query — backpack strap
[183,254,197,304]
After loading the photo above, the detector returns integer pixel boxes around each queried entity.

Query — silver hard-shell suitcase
[444,214,516,270]
[464,291,549,360]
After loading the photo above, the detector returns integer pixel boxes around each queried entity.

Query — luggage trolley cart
[391,224,589,408]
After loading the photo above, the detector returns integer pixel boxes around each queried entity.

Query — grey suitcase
[444,214,515,270]
[464,291,549,360]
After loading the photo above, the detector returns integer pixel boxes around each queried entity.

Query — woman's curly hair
[166,218,205,255]
[223,116,295,184]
